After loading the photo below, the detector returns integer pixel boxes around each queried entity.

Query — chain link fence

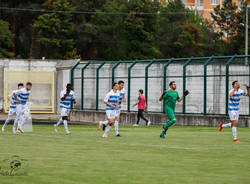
[71,55,250,116]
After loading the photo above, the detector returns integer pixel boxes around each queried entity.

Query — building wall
[70,110,250,127]
[160,0,244,20]
[0,59,76,113]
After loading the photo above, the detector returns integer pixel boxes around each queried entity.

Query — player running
[54,84,76,135]
[102,82,119,138]
[159,81,189,139]
[14,82,32,133]
[132,89,151,126]
[98,81,126,137]
[1,83,24,133]
[219,81,250,142]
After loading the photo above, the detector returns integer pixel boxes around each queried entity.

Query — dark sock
[161,120,176,135]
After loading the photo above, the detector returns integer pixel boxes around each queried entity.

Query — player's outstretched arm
[145,103,148,112]
[229,89,235,97]
[13,93,20,104]
[7,95,14,105]
[245,85,250,97]
[104,93,115,109]
[178,90,189,102]
[159,91,166,101]
[178,96,184,102]
[132,100,139,107]
[61,92,70,101]
[104,101,116,109]
[116,101,119,110]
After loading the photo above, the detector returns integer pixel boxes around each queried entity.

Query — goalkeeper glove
[184,90,189,97]
[244,84,250,90]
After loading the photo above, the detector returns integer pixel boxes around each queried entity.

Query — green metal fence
[70,55,250,116]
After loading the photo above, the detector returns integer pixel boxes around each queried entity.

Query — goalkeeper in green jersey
[159,81,189,139]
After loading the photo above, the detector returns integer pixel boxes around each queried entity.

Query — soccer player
[14,82,32,133]
[1,83,24,133]
[54,83,76,135]
[98,80,126,137]
[102,82,119,138]
[132,89,151,126]
[159,81,189,139]
[219,81,250,142]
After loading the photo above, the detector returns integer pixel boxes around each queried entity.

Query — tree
[157,0,190,58]
[71,0,106,60]
[211,0,247,55]
[0,20,14,58]
[120,0,161,59]
[173,23,204,57]
[94,0,127,60]
[33,0,75,59]
[0,0,44,58]
[157,0,223,58]
[211,0,243,39]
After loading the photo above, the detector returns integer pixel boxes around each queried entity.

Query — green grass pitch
[1,125,250,184]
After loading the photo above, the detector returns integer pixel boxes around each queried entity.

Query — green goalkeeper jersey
[163,90,180,111]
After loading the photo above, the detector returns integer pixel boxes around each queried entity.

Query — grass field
[0,124,250,184]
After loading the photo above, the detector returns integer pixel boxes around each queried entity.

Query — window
[211,0,218,5]
[197,0,203,6]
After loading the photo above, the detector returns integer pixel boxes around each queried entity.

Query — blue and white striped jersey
[118,88,126,110]
[15,88,31,105]
[104,90,119,111]
[60,89,75,110]
[9,90,19,109]
[228,88,246,112]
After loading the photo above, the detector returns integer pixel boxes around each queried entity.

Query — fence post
[70,59,81,90]
[112,60,122,84]
[203,56,214,115]
[81,62,91,110]
[183,57,193,114]
[96,62,106,111]
[145,59,155,105]
[163,58,174,113]
[248,56,250,116]
[127,60,138,112]
[225,55,237,115]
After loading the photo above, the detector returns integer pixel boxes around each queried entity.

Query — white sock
[17,116,23,129]
[102,120,108,126]
[232,126,237,140]
[13,118,18,129]
[56,118,63,127]
[114,121,119,135]
[222,123,231,128]
[103,125,112,136]
[63,120,69,132]
[3,116,11,128]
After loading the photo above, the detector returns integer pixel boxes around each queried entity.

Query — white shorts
[115,110,120,117]
[16,104,26,117]
[8,108,16,117]
[61,108,70,117]
[229,111,239,121]
[106,110,116,119]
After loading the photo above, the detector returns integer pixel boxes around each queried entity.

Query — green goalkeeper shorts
[165,106,176,120]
